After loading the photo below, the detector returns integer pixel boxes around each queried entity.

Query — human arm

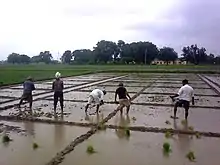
[32,83,36,91]
[115,89,118,102]
[52,81,55,90]
[170,87,182,100]
[192,90,195,105]
[61,81,64,90]
[126,90,131,100]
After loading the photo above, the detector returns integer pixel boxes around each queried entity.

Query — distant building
[151,59,187,65]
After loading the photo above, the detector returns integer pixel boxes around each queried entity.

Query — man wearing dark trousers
[115,82,131,115]
[53,72,64,116]
[18,76,35,112]
[170,79,195,120]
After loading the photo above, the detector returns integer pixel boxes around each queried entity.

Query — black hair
[182,79,188,84]
[119,82,124,86]
[103,90,107,95]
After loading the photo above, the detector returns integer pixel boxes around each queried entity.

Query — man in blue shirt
[18,76,36,111]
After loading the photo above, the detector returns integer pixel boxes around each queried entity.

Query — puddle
[61,129,220,165]
[0,121,89,165]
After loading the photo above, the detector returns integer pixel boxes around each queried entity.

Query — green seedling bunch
[188,126,194,131]
[195,132,201,139]
[165,131,173,138]
[163,142,171,153]
[186,151,196,162]
[165,120,171,125]
[2,135,12,143]
[87,145,96,154]
[125,128,130,137]
[33,142,39,150]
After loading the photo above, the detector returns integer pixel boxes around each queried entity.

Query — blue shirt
[23,80,35,93]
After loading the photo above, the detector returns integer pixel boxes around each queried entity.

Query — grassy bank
[0,64,219,86]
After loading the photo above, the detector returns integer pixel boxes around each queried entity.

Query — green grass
[0,64,219,85]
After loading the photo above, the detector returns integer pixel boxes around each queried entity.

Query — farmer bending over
[18,76,35,111]
[170,79,195,120]
[115,82,131,115]
[85,89,106,114]
[53,72,64,115]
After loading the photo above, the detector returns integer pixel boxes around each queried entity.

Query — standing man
[18,76,36,111]
[170,79,195,120]
[85,89,106,114]
[115,82,131,115]
[53,72,64,116]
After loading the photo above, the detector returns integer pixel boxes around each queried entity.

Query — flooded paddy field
[61,129,220,165]
[0,73,220,165]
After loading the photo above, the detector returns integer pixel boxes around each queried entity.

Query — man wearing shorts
[170,79,195,120]
[85,89,107,114]
[18,76,36,111]
[115,82,131,115]
[52,72,64,116]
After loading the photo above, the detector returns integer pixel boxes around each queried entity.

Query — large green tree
[73,49,94,64]
[157,47,178,64]
[93,40,118,63]
[61,50,72,64]
[120,42,159,64]
[7,53,30,64]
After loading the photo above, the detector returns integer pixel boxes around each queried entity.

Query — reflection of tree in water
[54,115,65,147]
[115,115,130,139]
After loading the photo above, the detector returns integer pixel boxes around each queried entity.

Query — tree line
[6,40,220,65]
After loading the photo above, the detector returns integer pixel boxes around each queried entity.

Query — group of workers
[18,72,195,120]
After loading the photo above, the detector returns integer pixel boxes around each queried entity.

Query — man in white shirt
[170,79,195,120]
[85,89,107,114]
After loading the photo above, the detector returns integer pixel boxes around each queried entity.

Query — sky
[0,0,219,60]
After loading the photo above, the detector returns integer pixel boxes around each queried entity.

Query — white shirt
[88,89,104,104]
[178,84,194,101]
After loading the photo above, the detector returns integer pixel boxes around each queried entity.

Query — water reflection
[54,114,65,147]
[173,120,191,152]
[115,114,130,140]
[24,121,35,137]
[85,113,104,124]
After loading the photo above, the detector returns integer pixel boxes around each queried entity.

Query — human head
[55,72,61,79]
[103,90,107,95]
[118,82,124,87]
[27,76,33,81]
[182,79,188,85]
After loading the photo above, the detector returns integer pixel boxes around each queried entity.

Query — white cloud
[0,0,180,60]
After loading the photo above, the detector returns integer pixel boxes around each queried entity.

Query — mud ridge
[107,125,220,138]
[198,74,220,96]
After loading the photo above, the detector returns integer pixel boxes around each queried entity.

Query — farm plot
[0,73,220,165]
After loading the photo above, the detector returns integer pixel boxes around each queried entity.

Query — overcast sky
[0,0,219,60]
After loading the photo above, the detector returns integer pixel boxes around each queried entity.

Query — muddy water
[152,82,210,88]
[81,86,143,93]
[144,87,218,95]
[0,121,89,165]
[0,100,119,124]
[0,89,48,98]
[133,94,220,107]
[61,129,220,165]
[108,105,220,133]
